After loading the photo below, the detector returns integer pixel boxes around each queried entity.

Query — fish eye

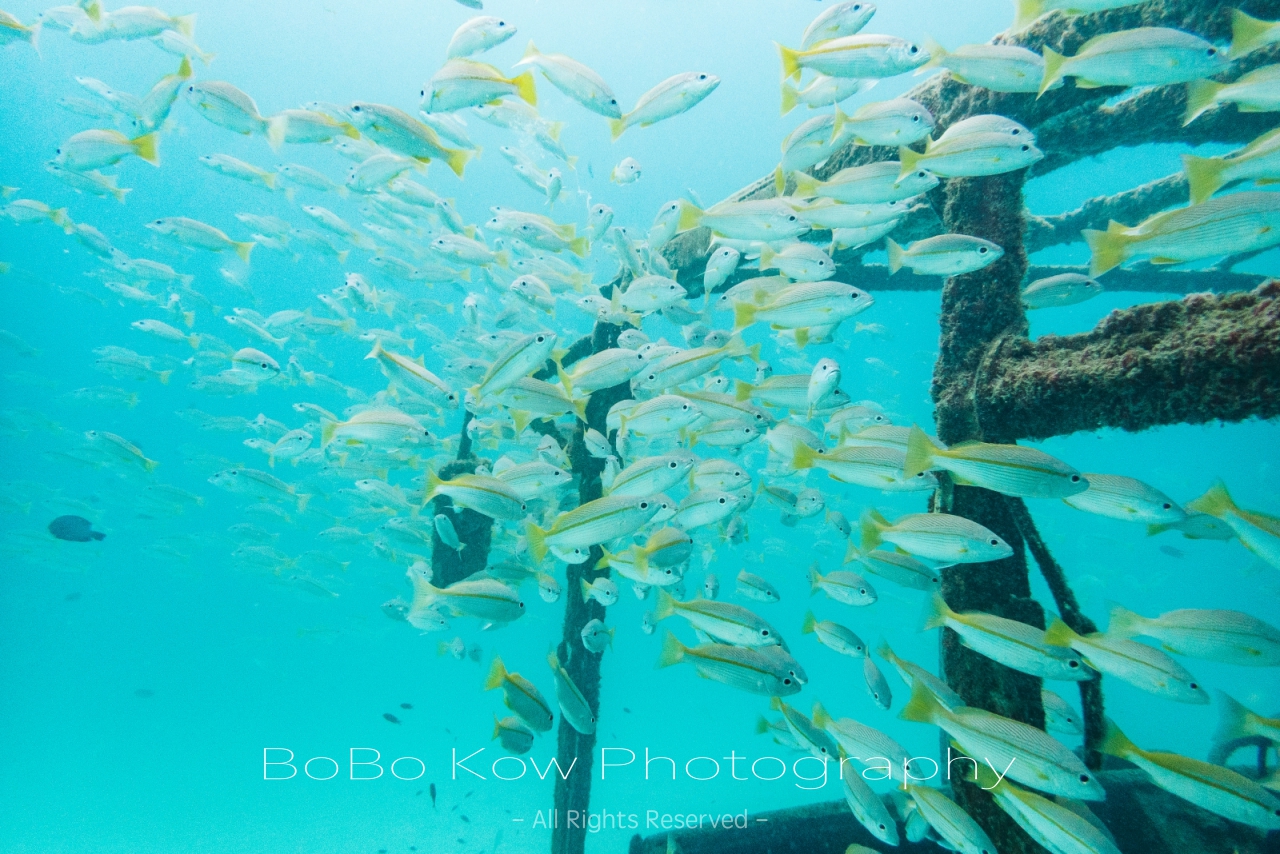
[1068,659,1080,668]
[718,496,727,504]
[783,677,793,685]
[1207,47,1217,55]
[535,334,546,342]
[639,501,650,509]
[1162,502,1172,509]
[910,45,918,53]
[1079,774,1091,783]
[1021,144,1030,151]
[989,538,999,545]
[1190,681,1199,689]
[979,246,988,254]
[912,115,919,122]
[787,214,798,222]
[498,20,506,26]
[352,104,362,111]
[878,824,887,831]
[761,629,770,636]
[1070,474,1081,482]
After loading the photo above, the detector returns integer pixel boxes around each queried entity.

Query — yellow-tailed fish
[469,330,557,402]
[493,715,534,754]
[422,58,537,113]
[54,128,159,171]
[320,407,429,450]
[1183,128,1280,203]
[1230,9,1280,58]
[632,335,758,392]
[409,567,525,624]
[1039,27,1228,97]
[1022,272,1103,309]
[1043,618,1208,704]
[655,633,801,696]
[887,234,1003,277]
[900,681,1105,800]
[526,494,663,563]
[877,641,966,711]
[1084,191,1280,276]
[184,80,269,134]
[793,443,932,491]
[655,589,779,647]
[971,762,1120,854]
[1185,63,1280,125]
[1107,604,1280,666]
[771,697,839,760]
[733,281,873,337]
[1214,692,1280,746]
[1041,688,1083,735]
[921,38,1051,93]
[516,41,620,118]
[548,650,596,733]
[801,611,865,657]
[800,2,877,50]
[424,469,526,520]
[484,656,554,731]
[365,340,459,408]
[1186,480,1280,570]
[777,34,928,82]
[146,216,254,263]
[907,783,996,854]
[808,564,877,606]
[923,593,1092,681]
[860,508,1012,565]
[610,72,721,140]
[845,547,941,590]
[678,198,811,241]
[904,425,1086,498]
[1102,719,1280,829]
[606,453,698,498]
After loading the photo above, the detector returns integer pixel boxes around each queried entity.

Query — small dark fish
[460,815,470,823]
[400,702,413,710]
[65,592,81,601]
[623,707,631,713]
[383,713,401,724]
[430,783,437,808]
[135,688,154,698]
[1159,545,1185,558]
[49,515,104,542]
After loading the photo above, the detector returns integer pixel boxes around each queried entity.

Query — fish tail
[340,122,360,139]
[1230,9,1274,58]
[510,71,537,107]
[886,238,905,275]
[580,578,594,603]
[363,339,383,361]
[841,537,863,564]
[296,493,311,513]
[568,236,589,257]
[897,146,921,179]
[899,679,944,725]
[266,114,288,152]
[902,424,939,479]
[811,701,831,729]
[758,245,776,271]
[858,508,886,552]
[186,333,200,349]
[132,132,160,166]
[773,164,785,195]
[525,521,548,564]
[1182,153,1226,205]
[1213,692,1253,746]
[733,379,754,402]
[492,715,503,740]
[235,241,255,264]
[806,565,822,596]
[609,116,627,141]
[654,632,686,668]
[483,656,507,690]
[1105,602,1145,638]
[494,250,510,269]
[445,147,473,179]
[1099,717,1138,760]
[177,56,193,79]
[1184,79,1222,125]
[768,696,784,713]
[1042,617,1079,648]
[755,716,772,734]
[776,42,802,82]
[1013,0,1046,30]
[921,591,951,631]
[1145,522,1172,537]
[49,207,73,233]
[920,35,945,69]
[791,171,818,198]
[520,39,540,63]
[1186,479,1236,519]
[509,410,532,435]
[800,611,817,635]
[28,19,41,55]
[112,186,131,204]
[143,457,159,473]
[791,442,818,471]
[1038,46,1065,97]
[320,419,339,449]
[654,588,677,622]
[676,199,704,232]
[830,106,848,144]
[732,301,758,331]
[1082,225,1129,277]
[157,370,172,385]
[779,81,799,115]
[174,13,197,39]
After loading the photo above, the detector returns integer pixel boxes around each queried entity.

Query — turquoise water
[2,2,1279,853]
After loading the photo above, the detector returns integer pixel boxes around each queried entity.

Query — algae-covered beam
[833,263,1262,295]
[976,281,1280,442]
[429,411,494,588]
[550,320,633,854]
[1024,175,1189,253]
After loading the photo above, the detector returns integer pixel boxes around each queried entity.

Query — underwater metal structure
[436,2,1280,853]
[650,1,1280,852]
